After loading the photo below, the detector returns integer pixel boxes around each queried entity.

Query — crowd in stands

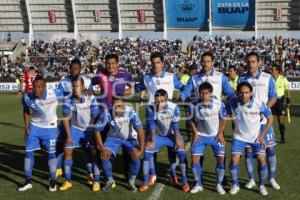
[1,35,300,81]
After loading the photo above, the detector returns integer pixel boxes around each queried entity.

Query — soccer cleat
[149,175,157,186]
[190,184,203,193]
[87,173,94,185]
[245,179,256,189]
[18,183,33,191]
[170,175,179,187]
[49,180,57,192]
[56,168,63,178]
[259,185,268,196]
[103,181,115,192]
[216,184,226,195]
[182,184,190,193]
[128,182,138,193]
[92,182,100,192]
[270,178,280,190]
[229,185,240,195]
[60,181,72,191]
[139,183,149,192]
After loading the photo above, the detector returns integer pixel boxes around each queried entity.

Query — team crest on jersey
[251,80,256,87]
[156,80,161,85]
[109,76,115,81]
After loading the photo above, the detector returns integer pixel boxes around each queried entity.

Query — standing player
[139,89,190,193]
[18,76,61,192]
[239,52,280,190]
[17,66,38,96]
[134,52,185,186]
[270,64,291,143]
[93,97,145,192]
[55,58,93,183]
[59,77,99,191]
[228,65,239,91]
[227,82,273,196]
[189,82,227,195]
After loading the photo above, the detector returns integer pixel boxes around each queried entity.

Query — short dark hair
[105,54,119,63]
[198,82,213,93]
[71,77,84,85]
[70,58,81,68]
[33,75,45,84]
[271,63,282,72]
[150,52,164,62]
[245,52,260,62]
[228,65,237,71]
[237,82,253,93]
[188,64,197,71]
[154,89,168,99]
[29,66,35,71]
[201,52,214,61]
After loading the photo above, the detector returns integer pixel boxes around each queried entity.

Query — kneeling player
[18,76,62,192]
[94,97,145,192]
[189,82,227,194]
[139,89,189,192]
[227,82,273,196]
[60,78,99,191]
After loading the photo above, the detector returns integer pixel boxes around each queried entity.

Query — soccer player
[227,82,273,196]
[16,66,38,96]
[93,97,145,192]
[189,82,227,195]
[91,53,134,182]
[239,52,280,190]
[270,63,291,143]
[139,89,190,193]
[180,52,235,102]
[59,77,99,191]
[18,75,61,192]
[135,52,186,186]
[55,58,93,183]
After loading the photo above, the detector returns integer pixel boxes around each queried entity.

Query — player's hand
[101,149,111,160]
[216,132,225,145]
[192,133,199,145]
[131,148,142,160]
[16,91,22,99]
[65,136,73,146]
[146,141,154,149]
[286,103,291,108]
[24,128,30,139]
[256,135,265,147]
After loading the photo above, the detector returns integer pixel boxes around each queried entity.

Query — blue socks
[267,148,276,180]
[258,163,268,186]
[230,163,240,186]
[64,159,73,181]
[245,152,255,180]
[192,162,202,186]
[24,152,34,180]
[129,159,141,183]
[177,150,188,184]
[48,153,57,181]
[143,152,152,185]
[216,162,225,185]
[102,158,114,182]
[93,160,101,182]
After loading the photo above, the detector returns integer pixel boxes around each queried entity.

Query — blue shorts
[65,125,93,149]
[231,139,266,156]
[261,124,276,147]
[191,135,225,157]
[145,134,184,153]
[25,123,57,153]
[104,137,139,157]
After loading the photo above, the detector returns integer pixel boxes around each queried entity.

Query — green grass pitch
[0,92,299,200]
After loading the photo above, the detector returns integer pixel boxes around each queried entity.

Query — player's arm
[22,96,30,138]
[216,103,227,145]
[124,74,134,96]
[285,78,291,107]
[94,113,110,160]
[134,76,146,94]
[16,77,24,97]
[222,75,236,99]
[89,97,100,126]
[179,77,193,101]
[171,105,183,148]
[267,77,277,108]
[257,103,274,145]
[131,111,145,154]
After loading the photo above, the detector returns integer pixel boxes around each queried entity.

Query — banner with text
[212,0,255,28]
[166,0,209,28]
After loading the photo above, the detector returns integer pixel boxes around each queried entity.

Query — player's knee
[267,147,276,156]
[257,155,266,165]
[231,154,240,165]
[48,152,56,159]
[144,152,153,161]
[217,156,224,164]
[177,150,186,162]
[192,155,200,164]
[245,147,252,153]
